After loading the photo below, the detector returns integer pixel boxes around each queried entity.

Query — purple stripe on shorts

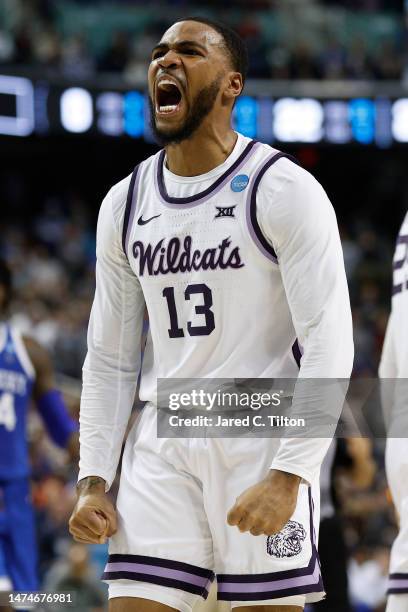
[388,573,408,593]
[218,547,317,584]
[218,558,321,595]
[388,579,408,590]
[106,553,214,578]
[154,140,261,208]
[102,572,212,598]
[104,562,210,588]
[218,487,319,588]
[390,573,408,579]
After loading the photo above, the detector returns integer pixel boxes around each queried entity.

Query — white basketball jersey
[125,138,302,402]
[79,132,353,488]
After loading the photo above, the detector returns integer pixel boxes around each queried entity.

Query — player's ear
[223,72,243,105]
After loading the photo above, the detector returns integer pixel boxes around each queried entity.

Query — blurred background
[0,0,407,610]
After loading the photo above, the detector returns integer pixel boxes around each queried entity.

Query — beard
[149,75,222,146]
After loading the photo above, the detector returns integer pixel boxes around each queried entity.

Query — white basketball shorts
[386,438,408,598]
[102,405,324,609]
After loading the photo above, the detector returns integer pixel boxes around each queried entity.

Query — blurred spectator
[62,34,95,79]
[0,0,403,81]
[0,29,14,63]
[373,39,402,80]
[348,547,389,611]
[13,23,34,64]
[236,17,269,78]
[289,41,320,79]
[345,37,373,80]
[45,543,106,611]
[318,35,347,80]
[99,31,131,73]
[32,26,61,68]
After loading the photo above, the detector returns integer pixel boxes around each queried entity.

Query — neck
[165,125,238,177]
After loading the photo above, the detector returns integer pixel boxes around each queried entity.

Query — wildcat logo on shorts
[266,520,306,559]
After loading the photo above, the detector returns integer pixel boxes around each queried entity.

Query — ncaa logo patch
[230,174,249,192]
[266,520,306,559]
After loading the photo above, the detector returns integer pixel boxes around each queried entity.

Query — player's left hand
[227,469,301,536]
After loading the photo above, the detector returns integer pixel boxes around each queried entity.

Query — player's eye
[152,50,166,60]
[151,47,202,60]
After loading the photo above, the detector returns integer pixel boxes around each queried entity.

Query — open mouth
[155,79,183,115]
[287,537,299,551]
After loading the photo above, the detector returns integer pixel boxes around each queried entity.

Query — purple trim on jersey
[393,258,406,270]
[392,283,403,296]
[292,339,303,369]
[217,487,324,601]
[245,151,299,264]
[102,553,214,598]
[154,140,260,208]
[388,573,408,594]
[122,163,141,258]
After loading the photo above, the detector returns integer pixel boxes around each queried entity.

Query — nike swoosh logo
[137,214,162,226]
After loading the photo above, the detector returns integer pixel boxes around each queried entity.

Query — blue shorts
[0,478,38,591]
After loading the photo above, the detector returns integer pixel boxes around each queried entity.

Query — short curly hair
[174,16,249,84]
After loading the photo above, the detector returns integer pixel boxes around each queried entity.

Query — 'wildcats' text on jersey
[131,235,244,276]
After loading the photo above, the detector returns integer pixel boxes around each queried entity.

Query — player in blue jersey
[0,260,79,594]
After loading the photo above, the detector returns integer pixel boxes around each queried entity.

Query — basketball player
[379,212,408,612]
[69,17,353,612]
[0,260,79,593]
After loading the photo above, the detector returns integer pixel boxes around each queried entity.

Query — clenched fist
[227,469,301,536]
[69,476,117,544]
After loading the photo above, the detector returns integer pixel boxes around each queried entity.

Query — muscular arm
[344,438,376,489]
[24,336,79,459]
[228,160,353,536]
[78,180,145,491]
[70,179,144,544]
[24,336,54,400]
[260,160,354,483]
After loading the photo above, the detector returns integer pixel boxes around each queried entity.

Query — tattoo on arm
[77,476,106,494]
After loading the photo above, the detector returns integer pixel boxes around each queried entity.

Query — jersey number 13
[163,283,215,338]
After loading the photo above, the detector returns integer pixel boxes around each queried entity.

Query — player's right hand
[69,479,117,544]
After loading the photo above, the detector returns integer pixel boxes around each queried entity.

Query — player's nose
[157,49,182,70]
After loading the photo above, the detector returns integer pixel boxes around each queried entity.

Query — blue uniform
[0,323,38,591]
